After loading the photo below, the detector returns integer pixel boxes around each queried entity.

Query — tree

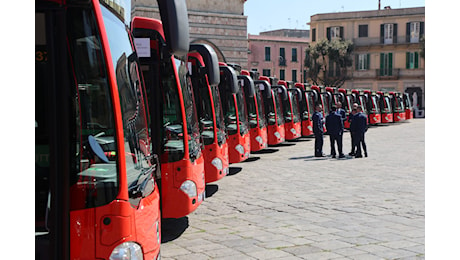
[304,39,354,87]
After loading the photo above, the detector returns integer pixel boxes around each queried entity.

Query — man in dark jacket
[336,101,347,123]
[351,105,368,158]
[326,106,345,158]
[312,104,325,157]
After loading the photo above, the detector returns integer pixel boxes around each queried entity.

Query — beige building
[247,31,309,82]
[132,0,249,68]
[309,7,425,110]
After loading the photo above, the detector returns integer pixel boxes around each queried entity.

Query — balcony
[353,36,421,47]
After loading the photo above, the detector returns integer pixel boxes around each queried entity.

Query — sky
[244,0,426,35]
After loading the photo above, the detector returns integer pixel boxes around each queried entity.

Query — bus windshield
[175,58,202,161]
[274,93,285,126]
[102,4,156,204]
[236,87,249,135]
[255,87,267,128]
[211,85,227,146]
[283,93,293,123]
[291,93,300,123]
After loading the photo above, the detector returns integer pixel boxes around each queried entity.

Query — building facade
[132,0,248,68]
[247,30,309,82]
[309,7,425,111]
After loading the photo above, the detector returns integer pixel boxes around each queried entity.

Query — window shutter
[406,52,410,69]
[388,53,393,75]
[366,54,370,70]
[355,54,359,70]
[380,53,385,75]
[312,28,316,42]
[393,24,398,44]
[415,52,419,68]
[406,22,411,43]
[420,22,424,37]
[380,24,384,44]
[340,26,344,40]
[326,27,331,41]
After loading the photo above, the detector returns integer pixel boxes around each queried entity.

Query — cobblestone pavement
[161,119,425,260]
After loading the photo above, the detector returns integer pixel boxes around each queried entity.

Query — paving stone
[160,119,425,259]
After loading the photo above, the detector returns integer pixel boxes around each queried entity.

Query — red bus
[188,44,229,183]
[260,76,286,145]
[240,72,268,152]
[277,81,301,140]
[363,90,382,125]
[35,0,187,258]
[294,83,316,136]
[132,16,206,218]
[251,79,272,150]
[219,63,251,163]
[403,92,414,120]
[352,89,368,114]
[389,91,406,122]
[377,91,394,123]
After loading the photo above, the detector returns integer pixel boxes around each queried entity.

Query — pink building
[248,30,309,83]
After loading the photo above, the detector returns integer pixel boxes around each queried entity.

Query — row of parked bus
[35,0,414,259]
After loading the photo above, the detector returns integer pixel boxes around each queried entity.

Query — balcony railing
[376,69,400,80]
[351,69,423,80]
[353,36,421,46]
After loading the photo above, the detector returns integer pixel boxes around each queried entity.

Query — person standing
[336,101,347,124]
[312,104,325,157]
[351,105,368,158]
[348,103,359,156]
[326,106,345,158]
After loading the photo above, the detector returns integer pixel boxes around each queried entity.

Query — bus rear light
[235,144,244,155]
[211,158,223,170]
[110,242,143,260]
[180,180,197,198]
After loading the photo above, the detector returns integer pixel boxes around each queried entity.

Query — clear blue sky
[244,0,426,35]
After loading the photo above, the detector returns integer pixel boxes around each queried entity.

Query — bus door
[219,64,250,163]
[132,16,206,219]
[378,91,394,123]
[188,43,229,183]
[241,75,268,152]
[364,90,381,125]
[36,0,173,258]
[403,92,414,119]
[389,92,406,122]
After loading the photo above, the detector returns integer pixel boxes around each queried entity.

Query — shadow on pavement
[161,217,189,243]
[252,148,279,154]
[245,156,260,162]
[227,167,242,176]
[205,184,219,198]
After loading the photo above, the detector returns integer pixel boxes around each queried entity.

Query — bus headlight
[180,180,197,198]
[235,144,244,154]
[255,136,263,144]
[290,128,296,135]
[110,242,143,260]
[274,132,281,139]
[211,158,223,170]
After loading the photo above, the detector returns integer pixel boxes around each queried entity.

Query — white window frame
[358,54,368,71]
[410,22,420,43]
[330,26,341,40]
[384,24,393,44]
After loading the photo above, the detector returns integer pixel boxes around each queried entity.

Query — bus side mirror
[254,80,271,99]
[189,43,220,86]
[157,0,190,57]
[238,75,255,98]
[219,65,239,94]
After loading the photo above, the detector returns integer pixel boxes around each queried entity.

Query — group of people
[312,102,368,158]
